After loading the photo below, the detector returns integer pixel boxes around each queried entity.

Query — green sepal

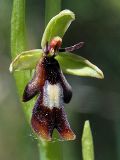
[56,52,104,79]
[9,49,43,72]
[41,9,75,49]
[10,49,104,79]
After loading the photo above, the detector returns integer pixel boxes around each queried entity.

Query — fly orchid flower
[10,10,104,141]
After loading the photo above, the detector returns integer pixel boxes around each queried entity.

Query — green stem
[38,1,63,160]
[38,137,63,160]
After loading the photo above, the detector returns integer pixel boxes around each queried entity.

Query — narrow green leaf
[11,0,26,57]
[9,49,43,72]
[11,0,34,122]
[56,52,104,79]
[82,120,94,160]
[41,9,75,49]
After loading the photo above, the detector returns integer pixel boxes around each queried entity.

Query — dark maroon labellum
[23,37,84,141]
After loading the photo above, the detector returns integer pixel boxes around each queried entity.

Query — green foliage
[82,121,94,160]
[11,0,34,122]
[11,0,26,57]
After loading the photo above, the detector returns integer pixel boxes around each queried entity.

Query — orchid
[10,10,104,141]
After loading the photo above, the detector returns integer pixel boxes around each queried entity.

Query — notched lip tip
[22,97,27,102]
[39,136,52,142]
[71,134,76,141]
[61,133,76,141]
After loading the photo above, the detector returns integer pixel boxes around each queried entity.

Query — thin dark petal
[22,73,39,102]
[31,97,54,141]
[54,107,76,141]
[65,42,84,52]
[23,58,46,102]
[59,42,84,52]
[59,70,72,103]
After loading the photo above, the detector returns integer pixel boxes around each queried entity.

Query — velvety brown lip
[31,98,75,141]
[23,41,76,141]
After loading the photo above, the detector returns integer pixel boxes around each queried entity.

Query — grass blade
[82,120,95,160]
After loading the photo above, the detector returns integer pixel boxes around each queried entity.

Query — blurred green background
[0,0,120,159]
